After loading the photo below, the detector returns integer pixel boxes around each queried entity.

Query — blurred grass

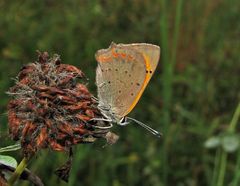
[0,0,240,186]
[160,0,183,184]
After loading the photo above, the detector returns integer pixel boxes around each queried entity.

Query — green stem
[160,0,170,129]
[171,0,183,68]
[231,149,240,186]
[160,0,183,184]
[215,102,240,186]
[217,151,227,186]
[228,102,240,133]
[211,148,221,186]
[8,157,29,185]
[160,0,169,184]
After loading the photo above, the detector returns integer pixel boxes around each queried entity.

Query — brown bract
[0,172,7,186]
[7,51,116,158]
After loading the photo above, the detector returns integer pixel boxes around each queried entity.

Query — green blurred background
[0,0,239,186]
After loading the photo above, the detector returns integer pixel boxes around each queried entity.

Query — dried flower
[7,51,116,158]
[0,172,7,186]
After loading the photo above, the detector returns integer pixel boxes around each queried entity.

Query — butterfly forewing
[118,43,160,77]
[95,43,160,119]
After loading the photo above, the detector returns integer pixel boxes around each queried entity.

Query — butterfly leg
[92,122,113,129]
[90,117,112,122]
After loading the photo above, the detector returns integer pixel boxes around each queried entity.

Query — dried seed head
[105,132,120,145]
[0,172,7,186]
[7,51,117,157]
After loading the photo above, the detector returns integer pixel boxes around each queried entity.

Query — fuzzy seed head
[7,51,113,157]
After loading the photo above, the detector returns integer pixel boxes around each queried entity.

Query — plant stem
[160,0,169,184]
[216,102,240,186]
[211,148,221,186]
[228,102,240,133]
[217,151,227,186]
[171,0,183,68]
[160,0,183,184]
[8,157,28,186]
[231,149,240,186]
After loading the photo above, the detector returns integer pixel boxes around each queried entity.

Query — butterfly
[94,42,161,137]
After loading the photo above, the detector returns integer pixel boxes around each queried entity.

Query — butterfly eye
[120,117,126,124]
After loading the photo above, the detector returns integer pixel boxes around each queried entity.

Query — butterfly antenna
[126,117,162,138]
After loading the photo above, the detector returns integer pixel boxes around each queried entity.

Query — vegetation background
[0,0,239,186]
